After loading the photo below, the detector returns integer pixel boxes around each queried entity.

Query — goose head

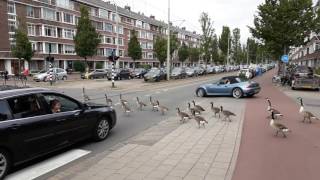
[192,100,196,106]
[220,106,223,111]
[120,93,123,99]
[136,97,139,101]
[297,97,304,106]
[210,102,214,106]
[188,102,191,108]
[270,111,275,125]
[176,107,180,112]
[156,100,160,105]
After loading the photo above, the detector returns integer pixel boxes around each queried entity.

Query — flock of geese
[266,97,319,138]
[103,93,237,128]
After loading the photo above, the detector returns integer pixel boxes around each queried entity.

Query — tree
[199,12,214,68]
[178,42,189,64]
[218,26,230,64]
[211,35,220,64]
[247,38,258,64]
[128,30,142,69]
[189,47,200,64]
[12,21,34,74]
[232,28,241,64]
[250,0,320,58]
[154,36,167,67]
[154,34,179,67]
[74,6,100,72]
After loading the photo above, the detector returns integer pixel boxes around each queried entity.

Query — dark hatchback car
[0,88,116,179]
[144,68,166,82]
[108,69,131,80]
[81,69,109,79]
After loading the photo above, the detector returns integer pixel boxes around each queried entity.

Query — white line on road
[6,149,91,180]
[144,94,151,97]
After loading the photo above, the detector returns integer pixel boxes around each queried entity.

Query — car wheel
[93,118,110,141]
[0,149,11,179]
[62,76,67,80]
[197,88,206,97]
[232,88,243,99]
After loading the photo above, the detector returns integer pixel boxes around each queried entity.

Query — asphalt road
[6,72,237,180]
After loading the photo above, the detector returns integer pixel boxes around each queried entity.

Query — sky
[114,0,319,44]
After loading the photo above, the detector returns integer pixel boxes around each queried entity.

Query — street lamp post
[227,34,230,67]
[166,0,171,81]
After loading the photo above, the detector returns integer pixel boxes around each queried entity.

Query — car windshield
[148,69,160,74]
[172,68,181,73]
[235,77,247,83]
[39,70,47,73]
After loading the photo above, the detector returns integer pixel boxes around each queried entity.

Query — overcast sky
[115,0,319,44]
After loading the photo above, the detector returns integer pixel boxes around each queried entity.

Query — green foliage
[178,42,189,62]
[138,64,152,70]
[314,67,320,75]
[211,35,220,64]
[199,12,214,65]
[154,36,167,66]
[154,35,179,66]
[250,0,320,58]
[74,61,86,72]
[232,28,241,64]
[218,26,230,61]
[95,62,103,69]
[247,38,258,64]
[189,47,200,63]
[12,23,34,62]
[128,30,142,67]
[74,6,100,65]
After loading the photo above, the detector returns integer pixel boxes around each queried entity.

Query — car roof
[221,76,239,80]
[0,87,56,100]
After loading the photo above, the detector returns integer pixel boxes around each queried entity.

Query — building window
[44,25,57,37]
[56,12,61,22]
[97,48,105,56]
[105,36,112,44]
[104,23,113,32]
[45,43,57,54]
[27,24,36,36]
[147,52,153,59]
[114,26,123,34]
[7,2,15,14]
[8,21,16,32]
[75,16,80,25]
[8,15,16,21]
[42,8,55,20]
[63,13,74,24]
[56,0,74,10]
[119,50,124,57]
[118,38,123,46]
[64,45,75,54]
[147,42,153,49]
[92,21,103,30]
[136,20,142,28]
[63,29,75,39]
[26,6,34,17]
[106,48,114,56]
[99,9,108,18]
[140,42,147,49]
[39,0,51,4]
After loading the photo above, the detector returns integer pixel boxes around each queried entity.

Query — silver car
[33,68,68,82]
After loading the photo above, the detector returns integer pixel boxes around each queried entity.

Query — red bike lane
[232,70,320,180]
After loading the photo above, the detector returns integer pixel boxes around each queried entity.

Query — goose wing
[195,105,205,111]
[180,112,190,118]
[274,122,289,131]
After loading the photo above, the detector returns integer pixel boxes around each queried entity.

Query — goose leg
[275,130,279,136]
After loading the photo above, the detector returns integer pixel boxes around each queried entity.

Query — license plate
[302,86,312,89]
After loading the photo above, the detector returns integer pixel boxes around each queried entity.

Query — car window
[0,100,11,121]
[42,93,80,113]
[7,95,46,119]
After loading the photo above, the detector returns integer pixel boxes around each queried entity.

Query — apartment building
[0,0,200,75]
[289,1,320,68]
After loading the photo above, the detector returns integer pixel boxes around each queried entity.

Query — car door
[208,80,229,95]
[5,94,61,158]
[40,93,92,144]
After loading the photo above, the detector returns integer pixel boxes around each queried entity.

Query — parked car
[33,68,67,82]
[206,66,216,74]
[238,68,253,79]
[0,87,117,179]
[186,67,196,77]
[171,67,187,79]
[108,69,131,80]
[195,76,261,98]
[81,69,108,79]
[144,68,166,82]
[132,68,148,78]
[194,67,205,76]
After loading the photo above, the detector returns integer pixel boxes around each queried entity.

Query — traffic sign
[281,55,289,63]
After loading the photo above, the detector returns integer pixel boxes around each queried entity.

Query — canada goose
[191,109,208,128]
[176,107,191,123]
[297,97,319,123]
[188,102,201,115]
[105,94,113,106]
[82,88,90,102]
[150,96,158,111]
[120,93,128,104]
[270,111,291,138]
[265,98,283,119]
[121,101,131,116]
[136,97,147,111]
[156,100,169,115]
[220,106,236,122]
[210,102,220,118]
[192,100,205,112]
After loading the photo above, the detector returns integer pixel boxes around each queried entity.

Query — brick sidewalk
[53,98,245,180]
[232,70,320,180]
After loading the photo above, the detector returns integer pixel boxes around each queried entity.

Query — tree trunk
[133,60,136,70]
[84,57,89,73]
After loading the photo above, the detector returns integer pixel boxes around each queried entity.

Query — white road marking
[144,94,151,97]
[6,149,90,180]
